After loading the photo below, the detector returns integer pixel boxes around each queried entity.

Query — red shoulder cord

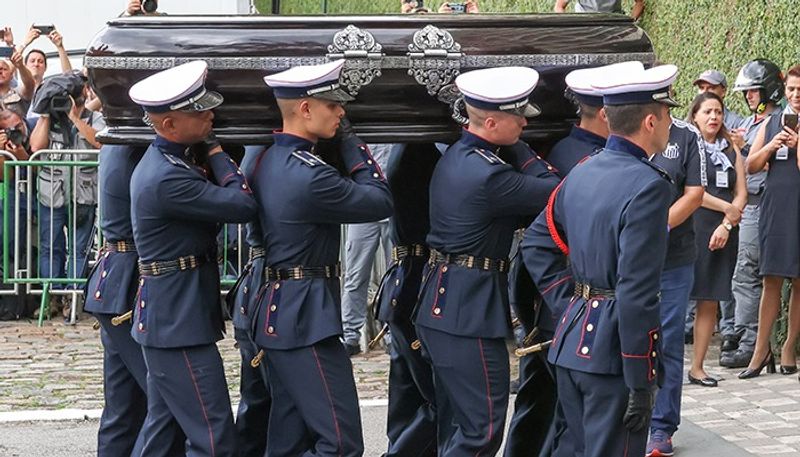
[545,181,569,256]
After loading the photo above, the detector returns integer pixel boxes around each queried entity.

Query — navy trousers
[555,367,649,457]
[417,326,509,457]
[233,327,270,457]
[97,314,148,457]
[96,315,186,457]
[263,336,364,457]
[503,337,557,457]
[141,344,237,457]
[385,321,437,457]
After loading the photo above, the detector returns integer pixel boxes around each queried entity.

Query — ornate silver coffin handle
[407,25,463,97]
[326,24,384,97]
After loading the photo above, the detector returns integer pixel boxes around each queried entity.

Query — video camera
[31,71,87,118]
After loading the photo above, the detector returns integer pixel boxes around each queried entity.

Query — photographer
[30,72,104,320]
[0,51,35,119]
[13,24,73,92]
[0,109,31,267]
[438,0,479,13]
[122,0,164,16]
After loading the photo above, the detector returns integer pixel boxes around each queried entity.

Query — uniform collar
[570,125,606,149]
[460,129,500,153]
[273,132,317,153]
[605,135,648,160]
[153,135,191,159]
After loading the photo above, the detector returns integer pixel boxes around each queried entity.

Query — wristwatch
[722,221,733,231]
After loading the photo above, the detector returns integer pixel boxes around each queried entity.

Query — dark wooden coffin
[85,14,654,145]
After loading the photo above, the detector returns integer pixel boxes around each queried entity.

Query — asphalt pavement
[0,403,754,457]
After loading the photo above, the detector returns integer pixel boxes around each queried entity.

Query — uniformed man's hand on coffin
[202,131,223,156]
[623,387,656,432]
[336,115,356,139]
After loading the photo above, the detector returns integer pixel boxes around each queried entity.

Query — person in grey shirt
[719,59,784,369]
[341,143,401,356]
[694,69,746,130]
[554,0,645,19]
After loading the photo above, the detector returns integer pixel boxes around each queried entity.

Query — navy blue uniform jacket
[416,130,559,339]
[130,136,257,348]
[85,145,146,316]
[548,125,606,177]
[522,135,671,390]
[251,133,393,350]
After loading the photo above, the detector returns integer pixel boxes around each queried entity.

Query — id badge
[715,170,729,188]
[776,145,789,160]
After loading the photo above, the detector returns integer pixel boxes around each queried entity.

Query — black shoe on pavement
[719,349,753,369]
[720,334,740,353]
[344,342,362,357]
[684,331,694,345]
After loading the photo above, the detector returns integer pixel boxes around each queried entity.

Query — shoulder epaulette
[473,148,506,165]
[641,158,675,184]
[291,150,326,167]
[161,152,191,170]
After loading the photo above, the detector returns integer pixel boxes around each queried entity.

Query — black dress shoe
[780,365,798,375]
[719,350,753,368]
[688,373,718,387]
[684,331,694,345]
[720,335,740,353]
[738,352,776,379]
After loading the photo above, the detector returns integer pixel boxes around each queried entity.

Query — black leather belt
[138,253,214,276]
[392,244,429,262]
[265,263,341,281]
[428,248,509,273]
[574,282,616,300]
[104,240,137,253]
[249,246,266,261]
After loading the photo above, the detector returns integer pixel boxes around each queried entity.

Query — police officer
[252,59,393,457]
[720,59,785,368]
[373,142,440,457]
[226,145,271,457]
[84,144,185,457]
[547,66,610,176]
[522,62,677,457]
[128,60,258,456]
[415,66,559,456]
[647,91,706,457]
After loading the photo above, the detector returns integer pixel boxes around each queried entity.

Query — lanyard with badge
[705,138,732,188]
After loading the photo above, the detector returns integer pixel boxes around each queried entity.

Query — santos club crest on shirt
[661,142,680,159]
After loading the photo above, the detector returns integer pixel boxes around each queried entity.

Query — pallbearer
[128,60,257,457]
[85,144,185,456]
[415,66,559,456]
[252,59,393,457]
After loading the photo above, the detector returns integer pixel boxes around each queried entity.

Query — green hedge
[254,0,799,116]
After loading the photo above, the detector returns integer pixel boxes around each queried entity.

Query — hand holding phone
[33,24,55,35]
[782,113,799,131]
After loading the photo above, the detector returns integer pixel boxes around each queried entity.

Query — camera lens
[142,0,158,13]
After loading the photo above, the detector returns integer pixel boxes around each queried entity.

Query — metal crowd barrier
[1,149,385,333]
[1,149,249,326]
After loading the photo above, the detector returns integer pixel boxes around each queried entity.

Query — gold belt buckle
[581,283,591,300]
